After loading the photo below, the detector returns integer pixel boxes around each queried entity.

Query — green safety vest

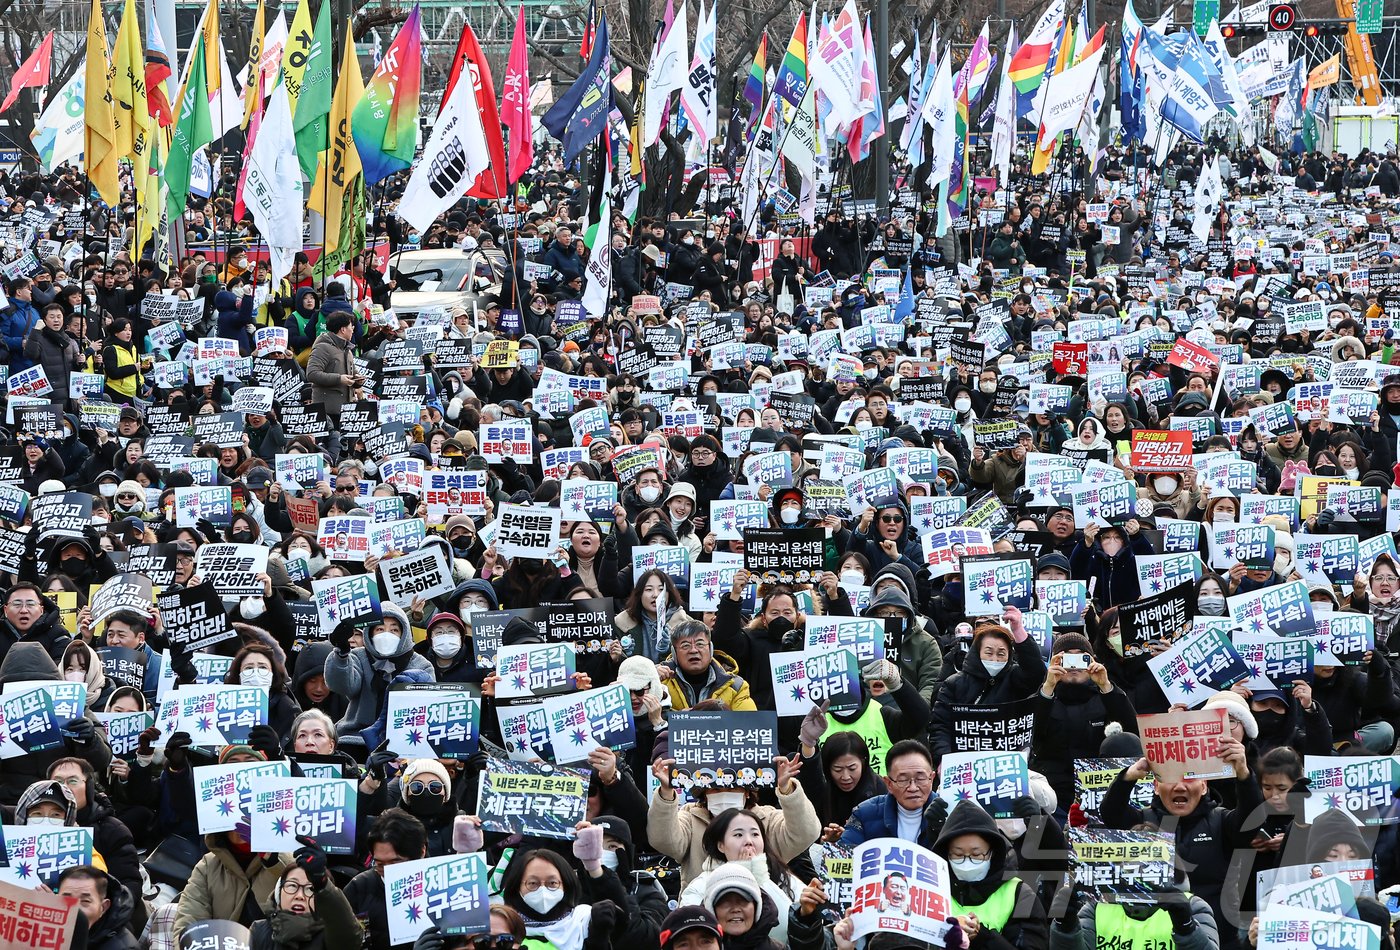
[821,699,893,775]
[949,879,1020,933]
[1093,902,1175,950]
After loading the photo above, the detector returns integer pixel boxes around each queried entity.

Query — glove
[137,726,160,756]
[1316,508,1337,529]
[573,823,604,869]
[64,718,94,746]
[942,919,968,950]
[463,750,489,774]
[923,796,950,838]
[1050,883,1085,925]
[293,835,328,891]
[453,816,483,855]
[413,927,445,950]
[329,619,357,654]
[1159,891,1196,933]
[589,899,620,936]
[799,701,829,749]
[1010,795,1042,821]
[165,731,193,770]
[366,739,396,782]
[247,724,282,759]
[862,659,902,692]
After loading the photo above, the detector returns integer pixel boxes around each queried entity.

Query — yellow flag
[1308,54,1342,90]
[84,0,119,206]
[280,0,314,116]
[112,0,151,171]
[630,81,644,179]
[202,0,222,93]
[309,19,364,252]
[241,0,266,128]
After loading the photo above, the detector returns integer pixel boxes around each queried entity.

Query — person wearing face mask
[623,467,669,520]
[501,843,630,950]
[413,612,477,684]
[325,602,435,748]
[61,640,113,711]
[932,800,1048,950]
[678,815,801,945]
[589,815,670,938]
[1136,471,1200,520]
[931,617,1047,761]
[225,642,301,743]
[1069,521,1152,610]
[392,759,461,855]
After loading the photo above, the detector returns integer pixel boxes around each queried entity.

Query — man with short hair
[840,739,947,848]
[100,610,159,701]
[342,809,429,950]
[663,622,756,711]
[57,866,129,950]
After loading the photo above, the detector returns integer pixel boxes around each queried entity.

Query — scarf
[1372,598,1400,648]
[266,907,325,948]
[523,903,592,950]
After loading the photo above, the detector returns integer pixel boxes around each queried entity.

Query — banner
[848,837,953,943]
[248,776,357,854]
[476,758,588,838]
[385,684,481,759]
[1137,708,1233,783]
[670,710,779,789]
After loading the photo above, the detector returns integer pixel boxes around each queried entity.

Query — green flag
[166,38,213,220]
[313,174,367,284]
[293,0,333,182]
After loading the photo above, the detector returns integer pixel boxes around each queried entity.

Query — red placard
[1165,339,1220,373]
[1129,429,1193,472]
[1052,342,1088,376]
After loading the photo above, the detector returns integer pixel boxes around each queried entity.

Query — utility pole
[873,0,890,212]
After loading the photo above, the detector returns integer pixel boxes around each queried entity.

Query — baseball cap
[660,907,722,950]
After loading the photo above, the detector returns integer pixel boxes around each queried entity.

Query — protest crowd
[3,0,1400,949]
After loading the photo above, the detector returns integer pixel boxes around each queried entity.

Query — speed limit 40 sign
[1268,3,1297,29]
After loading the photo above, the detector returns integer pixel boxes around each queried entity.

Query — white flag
[989,24,1017,187]
[644,0,689,147]
[679,0,716,148]
[812,0,863,135]
[582,196,612,318]
[30,72,85,174]
[1192,154,1223,243]
[243,83,303,284]
[1203,19,1255,145]
[1036,43,1107,141]
[923,48,955,188]
[398,66,492,233]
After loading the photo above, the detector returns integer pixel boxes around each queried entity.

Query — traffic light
[1221,23,1238,36]
[1219,22,1268,35]
[1301,19,1350,35]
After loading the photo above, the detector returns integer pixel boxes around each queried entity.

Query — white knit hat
[702,864,762,913]
[1204,690,1258,739]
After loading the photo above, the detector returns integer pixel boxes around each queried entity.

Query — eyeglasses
[522,879,563,892]
[675,638,710,651]
[281,881,317,897]
[52,776,83,787]
[879,515,905,524]
[888,773,933,789]
[949,851,992,862]
[408,780,446,796]
[691,448,715,458]
[8,601,40,610]
[472,936,516,950]
[116,493,139,501]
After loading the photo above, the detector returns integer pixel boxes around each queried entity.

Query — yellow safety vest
[821,699,893,775]
[949,879,1020,933]
[107,343,142,398]
[1093,902,1176,950]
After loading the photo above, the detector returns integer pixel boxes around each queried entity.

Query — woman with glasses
[933,800,1049,950]
[930,614,1047,762]
[499,844,632,950]
[248,838,362,950]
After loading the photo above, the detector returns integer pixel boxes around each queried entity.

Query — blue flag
[894,267,916,321]
[542,13,613,161]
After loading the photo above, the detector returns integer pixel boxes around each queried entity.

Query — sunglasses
[408,780,446,797]
[879,515,905,524]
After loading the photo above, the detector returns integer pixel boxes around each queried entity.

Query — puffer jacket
[173,834,294,941]
[0,643,111,802]
[930,642,1046,760]
[933,801,1049,950]
[323,603,436,735]
[249,878,362,950]
[663,650,756,711]
[969,451,1026,503]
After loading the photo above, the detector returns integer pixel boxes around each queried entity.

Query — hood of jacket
[365,602,417,662]
[0,641,60,683]
[450,577,499,611]
[87,871,136,944]
[872,562,919,604]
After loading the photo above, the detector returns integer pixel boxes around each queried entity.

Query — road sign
[1269,3,1297,29]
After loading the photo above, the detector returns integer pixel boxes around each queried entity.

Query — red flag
[580,0,596,59]
[144,40,174,126]
[439,21,508,200]
[0,32,53,113]
[502,4,533,186]
[234,64,267,221]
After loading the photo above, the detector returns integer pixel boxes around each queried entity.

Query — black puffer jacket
[0,592,72,666]
[1030,680,1140,808]
[85,871,140,950]
[0,644,112,803]
[932,801,1048,950]
[79,789,148,933]
[930,638,1046,759]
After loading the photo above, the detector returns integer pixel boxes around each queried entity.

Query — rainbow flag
[742,33,767,141]
[352,5,423,185]
[773,13,807,110]
[948,23,991,216]
[1009,0,1064,109]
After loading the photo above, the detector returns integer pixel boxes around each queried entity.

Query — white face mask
[979,381,997,393]
[780,507,801,525]
[683,236,695,246]
[864,368,879,381]
[839,571,865,588]
[996,818,1027,840]
[599,849,620,870]
[1312,600,1333,615]
[954,398,972,413]
[1213,512,1235,523]
[950,857,991,882]
[855,420,873,431]
[522,886,565,915]
[639,485,661,504]
[240,668,272,689]
[982,659,1007,677]
[1274,552,1293,576]
[372,632,400,656]
[64,670,86,683]
[431,634,459,658]
[707,791,745,814]
[98,483,117,497]
[1153,477,1178,495]
[28,816,65,827]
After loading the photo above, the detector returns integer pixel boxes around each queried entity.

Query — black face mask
[766,617,794,640]
[229,530,253,544]
[452,538,473,554]
[406,794,450,818]
[59,558,87,578]
[1254,709,1288,735]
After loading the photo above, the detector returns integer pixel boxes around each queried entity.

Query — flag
[1030,26,1105,173]
[990,23,1018,185]
[1308,53,1341,89]
[1119,0,1144,143]
[900,27,924,153]
[1010,0,1065,110]
[201,0,222,93]
[782,69,819,203]
[241,0,265,128]
[502,4,533,184]
[291,0,331,180]
[1155,29,1220,143]
[948,23,991,217]
[742,33,767,140]
[438,21,506,199]
[352,5,423,185]
[111,0,151,165]
[281,0,314,115]
[643,0,688,146]
[1201,20,1253,143]
[166,34,212,217]
[309,19,362,253]
[1192,151,1222,242]
[0,31,52,113]
[580,0,596,59]
[922,47,955,191]
[812,0,863,135]
[234,62,264,222]
[903,26,938,165]
[773,12,808,110]
[581,191,612,317]
[84,0,119,206]
[846,16,883,163]
[144,0,173,125]
[245,82,303,282]
[399,48,491,232]
[541,12,611,162]
[30,71,84,172]
[894,267,915,320]
[680,0,716,148]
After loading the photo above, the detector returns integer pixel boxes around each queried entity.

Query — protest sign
[125,543,178,586]
[922,527,995,578]
[1267,874,1359,916]
[173,485,233,527]
[495,504,561,560]
[247,776,357,854]
[1074,758,1155,822]
[385,684,481,759]
[802,650,861,708]
[848,838,953,943]
[1137,708,1233,783]
[1257,906,1380,950]
[89,573,154,625]
[318,516,371,563]
[1258,861,1377,904]
[96,646,147,692]
[94,709,154,759]
[540,683,635,763]
[1146,627,1250,706]
[192,760,292,833]
[1303,755,1400,824]
[497,702,552,761]
[1117,582,1195,657]
[961,554,1034,616]
[936,751,1029,818]
[804,616,888,664]
[559,479,618,524]
[0,688,60,756]
[379,547,455,603]
[494,643,576,699]
[478,422,535,463]
[194,543,269,598]
[1135,553,1202,596]
[711,499,769,541]
[31,492,91,541]
[0,874,81,946]
[383,853,490,946]
[670,710,779,789]
[541,599,617,652]
[1069,828,1176,895]
[1129,430,1193,471]
[476,758,589,839]
[368,517,427,557]
[1236,633,1316,684]
[1035,580,1088,627]
[1316,613,1375,666]
[0,825,93,887]
[1228,579,1316,638]
[948,700,1036,752]
[172,684,268,747]
[743,528,825,585]
[157,584,237,652]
